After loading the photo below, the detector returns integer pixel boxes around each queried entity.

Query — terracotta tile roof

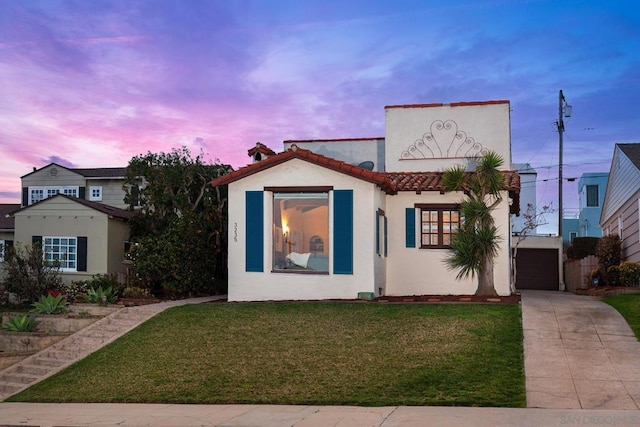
[247,142,276,157]
[211,146,520,211]
[0,204,20,230]
[385,100,510,109]
[387,170,520,192]
[284,137,384,143]
[211,145,396,192]
[9,195,132,220]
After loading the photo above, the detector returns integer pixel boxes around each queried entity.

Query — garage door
[515,248,559,290]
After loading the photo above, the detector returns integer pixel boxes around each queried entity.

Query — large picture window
[43,236,77,271]
[417,204,460,249]
[271,189,329,272]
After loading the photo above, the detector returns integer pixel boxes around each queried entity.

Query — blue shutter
[405,208,416,248]
[245,191,264,272]
[22,187,28,206]
[333,190,353,274]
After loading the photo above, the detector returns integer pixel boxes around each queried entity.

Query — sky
[1,0,638,234]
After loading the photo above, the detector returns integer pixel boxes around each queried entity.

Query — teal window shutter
[405,207,416,248]
[333,190,353,274]
[245,191,264,272]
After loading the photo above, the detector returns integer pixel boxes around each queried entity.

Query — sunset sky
[1,0,638,233]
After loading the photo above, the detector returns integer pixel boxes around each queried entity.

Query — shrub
[619,262,640,287]
[571,237,600,259]
[122,286,152,299]
[3,313,39,332]
[596,235,622,285]
[1,243,63,303]
[31,293,68,315]
[86,286,119,304]
[65,281,89,303]
[607,265,621,286]
[85,274,124,295]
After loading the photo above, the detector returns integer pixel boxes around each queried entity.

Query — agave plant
[86,286,119,304]
[31,293,68,314]
[3,313,39,332]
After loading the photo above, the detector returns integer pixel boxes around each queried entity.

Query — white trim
[89,186,103,201]
[29,186,79,205]
[42,236,78,272]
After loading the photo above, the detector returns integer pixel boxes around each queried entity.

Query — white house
[211,101,521,302]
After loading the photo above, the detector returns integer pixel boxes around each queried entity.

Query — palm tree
[442,151,506,296]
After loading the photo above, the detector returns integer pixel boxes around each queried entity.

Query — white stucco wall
[227,158,384,302]
[384,102,512,172]
[385,190,513,296]
[283,139,385,172]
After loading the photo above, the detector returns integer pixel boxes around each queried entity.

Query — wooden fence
[564,255,598,293]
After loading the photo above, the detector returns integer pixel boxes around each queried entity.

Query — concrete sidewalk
[2,402,640,427]
[522,290,640,409]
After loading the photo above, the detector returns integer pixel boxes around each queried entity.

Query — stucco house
[211,101,521,302]
[601,143,640,262]
[3,163,133,284]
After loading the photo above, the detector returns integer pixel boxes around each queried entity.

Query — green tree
[123,147,232,298]
[442,151,507,296]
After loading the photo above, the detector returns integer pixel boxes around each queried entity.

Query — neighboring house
[10,195,132,283]
[562,172,609,244]
[0,204,20,280]
[601,143,640,262]
[20,163,130,209]
[212,101,521,301]
[4,163,133,284]
[509,164,563,291]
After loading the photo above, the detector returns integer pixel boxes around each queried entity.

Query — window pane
[586,185,598,207]
[273,192,329,272]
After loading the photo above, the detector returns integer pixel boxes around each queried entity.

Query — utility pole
[557,90,572,239]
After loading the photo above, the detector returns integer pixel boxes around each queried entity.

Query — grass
[604,293,640,339]
[8,302,525,407]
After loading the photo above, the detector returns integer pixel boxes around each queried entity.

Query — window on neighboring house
[29,186,79,205]
[586,185,599,207]
[89,186,103,201]
[570,232,577,242]
[417,204,460,248]
[43,236,77,271]
[618,215,623,239]
[272,190,329,272]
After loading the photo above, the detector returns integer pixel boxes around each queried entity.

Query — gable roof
[9,194,132,220]
[21,163,126,179]
[247,142,276,158]
[618,143,640,169]
[211,146,520,212]
[211,146,396,193]
[0,204,20,231]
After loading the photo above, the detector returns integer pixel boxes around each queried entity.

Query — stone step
[42,349,81,360]
[0,381,23,393]
[30,357,66,368]
[14,364,50,376]
[0,372,39,385]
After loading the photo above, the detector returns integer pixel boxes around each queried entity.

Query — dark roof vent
[357,161,374,171]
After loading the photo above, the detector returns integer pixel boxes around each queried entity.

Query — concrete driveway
[521,290,640,409]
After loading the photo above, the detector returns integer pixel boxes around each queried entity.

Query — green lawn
[8,302,525,407]
[604,293,640,339]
